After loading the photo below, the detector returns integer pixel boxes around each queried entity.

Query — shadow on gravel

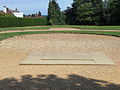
[0,74,120,90]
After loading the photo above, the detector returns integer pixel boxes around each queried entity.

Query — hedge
[0,17,48,27]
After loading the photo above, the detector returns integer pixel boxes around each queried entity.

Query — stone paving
[21,51,114,65]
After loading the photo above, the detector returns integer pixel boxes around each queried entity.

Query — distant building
[3,6,24,18]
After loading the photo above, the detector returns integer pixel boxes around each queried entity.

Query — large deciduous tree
[64,7,76,25]
[65,0,105,25]
[72,0,95,25]
[92,0,105,25]
[108,0,120,25]
[48,0,65,25]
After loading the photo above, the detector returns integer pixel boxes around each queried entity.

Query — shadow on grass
[0,74,120,90]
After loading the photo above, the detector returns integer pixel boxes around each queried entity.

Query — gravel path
[0,34,120,89]
[0,28,120,34]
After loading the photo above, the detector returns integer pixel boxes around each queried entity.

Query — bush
[0,12,15,17]
[0,17,48,27]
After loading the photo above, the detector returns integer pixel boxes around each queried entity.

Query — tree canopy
[48,0,65,25]
[63,0,120,25]
[108,0,120,25]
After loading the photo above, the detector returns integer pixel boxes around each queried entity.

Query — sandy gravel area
[0,34,120,89]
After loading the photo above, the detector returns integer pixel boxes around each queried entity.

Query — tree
[102,0,110,25]
[38,11,41,16]
[67,0,105,25]
[48,0,65,25]
[31,14,36,17]
[92,0,105,25]
[108,0,120,25]
[64,7,76,25]
[72,0,95,25]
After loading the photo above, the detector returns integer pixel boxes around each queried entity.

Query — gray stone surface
[42,52,92,60]
[20,51,115,65]
[90,52,115,65]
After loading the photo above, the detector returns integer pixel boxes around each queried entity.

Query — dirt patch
[49,27,80,31]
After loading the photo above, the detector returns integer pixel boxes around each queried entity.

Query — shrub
[0,17,48,27]
[0,12,15,17]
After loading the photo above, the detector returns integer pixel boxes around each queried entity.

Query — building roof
[7,8,20,13]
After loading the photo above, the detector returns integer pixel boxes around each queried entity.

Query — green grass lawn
[0,31,119,41]
[0,25,120,32]
[0,26,50,32]
[52,25,120,30]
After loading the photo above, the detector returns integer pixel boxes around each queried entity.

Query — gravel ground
[0,34,120,89]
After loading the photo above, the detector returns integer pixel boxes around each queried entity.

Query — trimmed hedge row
[0,17,48,27]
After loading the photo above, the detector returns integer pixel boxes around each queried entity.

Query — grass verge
[0,26,50,32]
[52,25,120,30]
[0,25,120,32]
[0,31,119,41]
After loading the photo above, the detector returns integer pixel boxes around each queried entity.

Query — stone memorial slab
[42,52,92,60]
[90,52,115,65]
[20,51,115,65]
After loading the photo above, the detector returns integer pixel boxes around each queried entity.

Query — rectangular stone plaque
[42,52,93,60]
[20,51,115,65]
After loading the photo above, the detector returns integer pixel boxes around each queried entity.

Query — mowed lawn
[0,26,50,32]
[52,25,120,30]
[0,25,120,41]
[0,25,120,32]
[0,31,120,41]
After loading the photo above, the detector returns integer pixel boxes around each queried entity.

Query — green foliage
[0,17,48,28]
[64,7,75,25]
[59,12,66,25]
[31,14,36,17]
[47,0,120,25]
[49,19,54,25]
[71,0,93,25]
[48,0,65,25]
[0,12,15,17]
[108,0,120,25]
[76,2,95,25]
[63,0,110,25]
[38,11,42,16]
[64,0,120,25]
[94,0,105,25]
[1,25,120,32]
[70,0,105,25]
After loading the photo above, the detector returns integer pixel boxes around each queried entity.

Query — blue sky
[0,0,73,15]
